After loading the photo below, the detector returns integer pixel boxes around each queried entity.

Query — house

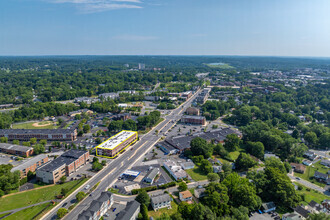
[78,191,113,220]
[181,162,195,170]
[320,160,330,168]
[262,202,276,213]
[179,190,193,203]
[322,200,330,211]
[0,143,34,157]
[302,159,313,166]
[309,200,327,213]
[194,188,206,199]
[143,168,160,184]
[116,200,140,220]
[294,205,310,219]
[264,154,279,160]
[282,213,302,220]
[290,163,306,174]
[163,161,187,181]
[314,171,328,183]
[212,165,222,173]
[303,151,317,161]
[151,194,171,211]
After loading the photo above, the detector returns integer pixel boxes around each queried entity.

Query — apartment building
[0,129,77,141]
[11,154,49,178]
[0,143,33,157]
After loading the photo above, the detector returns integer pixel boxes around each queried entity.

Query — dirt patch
[32,122,54,127]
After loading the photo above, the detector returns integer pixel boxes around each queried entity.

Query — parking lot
[0,153,27,166]
[165,123,205,138]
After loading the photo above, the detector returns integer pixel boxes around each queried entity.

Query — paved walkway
[0,200,53,216]
[288,173,330,196]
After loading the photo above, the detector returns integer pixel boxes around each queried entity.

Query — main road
[42,89,201,220]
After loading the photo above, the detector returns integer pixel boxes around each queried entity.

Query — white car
[85,185,90,190]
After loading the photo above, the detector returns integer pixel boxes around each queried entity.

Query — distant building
[282,213,301,220]
[0,129,77,141]
[179,190,193,203]
[74,97,99,105]
[180,91,192,100]
[303,151,317,161]
[78,191,113,220]
[157,141,179,155]
[181,115,206,125]
[163,160,187,181]
[0,143,33,157]
[138,63,145,70]
[143,168,160,184]
[314,171,328,183]
[112,113,131,121]
[116,200,140,220]
[302,159,313,166]
[185,107,200,116]
[151,194,171,211]
[262,202,276,213]
[36,150,89,184]
[11,154,49,178]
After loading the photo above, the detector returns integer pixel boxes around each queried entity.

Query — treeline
[108,111,161,132]
[0,102,78,129]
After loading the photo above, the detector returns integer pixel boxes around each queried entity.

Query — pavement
[41,89,202,220]
[287,174,330,196]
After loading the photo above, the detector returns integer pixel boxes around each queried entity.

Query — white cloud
[112,35,158,41]
[48,0,143,13]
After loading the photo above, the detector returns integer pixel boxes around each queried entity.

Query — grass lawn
[294,161,327,187]
[3,202,51,220]
[63,121,74,129]
[186,167,208,181]
[295,183,329,205]
[148,201,178,219]
[12,121,58,129]
[0,178,88,212]
[0,213,11,218]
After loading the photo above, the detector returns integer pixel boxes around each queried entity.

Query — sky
[1,0,330,56]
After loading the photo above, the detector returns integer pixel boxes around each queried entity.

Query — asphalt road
[287,174,330,196]
[42,90,201,220]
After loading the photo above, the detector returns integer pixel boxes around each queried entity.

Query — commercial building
[180,91,192,100]
[163,128,240,153]
[78,191,113,220]
[163,160,187,181]
[157,141,179,155]
[0,129,77,141]
[0,143,33,157]
[151,194,172,211]
[143,168,160,184]
[11,154,49,178]
[116,200,140,220]
[179,190,193,203]
[181,115,206,125]
[36,150,89,184]
[96,130,138,158]
[186,107,200,115]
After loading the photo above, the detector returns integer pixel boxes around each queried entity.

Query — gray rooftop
[116,200,140,220]
[181,115,205,120]
[0,143,33,153]
[78,191,113,219]
[12,154,48,172]
[0,129,75,135]
[145,168,160,181]
[151,194,171,205]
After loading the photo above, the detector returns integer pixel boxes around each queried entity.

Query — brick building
[11,154,49,178]
[0,129,77,141]
[186,107,200,116]
[181,115,206,125]
[0,143,34,157]
[36,150,89,184]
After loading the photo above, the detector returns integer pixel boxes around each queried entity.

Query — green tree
[83,124,91,133]
[236,153,257,171]
[61,188,68,196]
[224,134,240,152]
[60,176,67,184]
[57,208,68,219]
[12,140,20,145]
[307,212,330,220]
[265,157,286,174]
[207,173,220,182]
[30,138,37,145]
[199,159,213,174]
[304,131,318,146]
[76,191,86,202]
[0,137,8,143]
[40,139,47,146]
[178,182,188,191]
[123,119,137,131]
[319,132,330,149]
[190,137,212,158]
[92,162,103,171]
[245,142,264,159]
[231,206,249,220]
[202,182,230,216]
[135,190,150,207]
[140,204,149,220]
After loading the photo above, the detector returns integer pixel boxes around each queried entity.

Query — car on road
[62,202,67,207]
[296,177,301,180]
[85,185,90,190]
